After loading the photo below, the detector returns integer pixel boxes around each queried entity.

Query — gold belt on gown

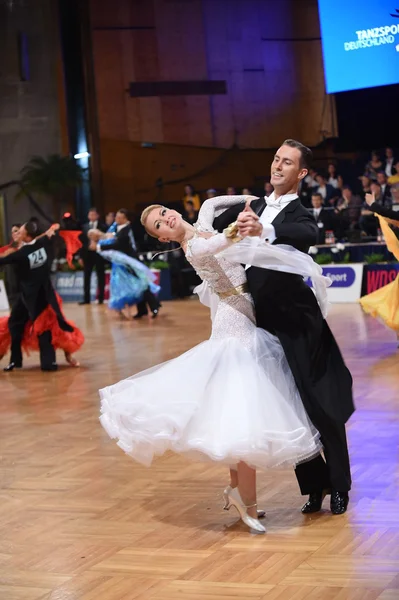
[217,283,249,299]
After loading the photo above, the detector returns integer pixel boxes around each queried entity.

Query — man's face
[115,211,127,225]
[377,172,386,185]
[311,195,323,209]
[270,145,307,190]
[343,188,352,201]
[88,210,99,222]
[386,148,393,159]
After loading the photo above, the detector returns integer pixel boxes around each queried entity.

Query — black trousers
[8,298,56,368]
[83,251,105,303]
[277,319,352,495]
[136,288,160,315]
[250,270,353,497]
[295,405,351,494]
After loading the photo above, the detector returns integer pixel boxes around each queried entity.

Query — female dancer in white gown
[100,195,329,534]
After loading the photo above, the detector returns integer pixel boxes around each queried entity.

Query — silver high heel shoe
[223,487,266,534]
[224,486,266,519]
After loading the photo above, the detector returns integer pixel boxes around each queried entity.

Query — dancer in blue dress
[88,221,159,318]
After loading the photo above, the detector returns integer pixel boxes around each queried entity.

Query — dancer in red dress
[0,222,84,371]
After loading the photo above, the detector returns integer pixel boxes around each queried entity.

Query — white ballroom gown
[99,196,324,470]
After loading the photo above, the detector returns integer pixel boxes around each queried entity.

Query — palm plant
[16,154,85,220]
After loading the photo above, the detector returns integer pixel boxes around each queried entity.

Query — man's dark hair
[282,139,313,170]
[88,207,99,213]
[117,208,129,218]
[11,223,21,229]
[24,220,39,239]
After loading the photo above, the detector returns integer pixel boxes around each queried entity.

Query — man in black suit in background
[310,192,334,244]
[80,208,107,305]
[98,208,160,318]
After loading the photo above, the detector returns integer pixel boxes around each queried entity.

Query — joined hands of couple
[228,200,274,242]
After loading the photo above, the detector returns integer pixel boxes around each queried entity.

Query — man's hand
[365,192,375,207]
[89,241,97,251]
[237,199,263,237]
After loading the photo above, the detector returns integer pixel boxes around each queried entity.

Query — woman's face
[11,226,20,242]
[361,176,370,187]
[184,185,193,196]
[145,206,186,243]
[328,164,336,175]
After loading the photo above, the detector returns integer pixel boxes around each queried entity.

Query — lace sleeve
[196,195,258,232]
[186,233,235,259]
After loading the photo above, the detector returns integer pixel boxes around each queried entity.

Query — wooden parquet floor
[1,300,399,600]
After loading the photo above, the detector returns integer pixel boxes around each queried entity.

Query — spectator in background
[391,186,399,211]
[336,174,344,193]
[313,174,338,206]
[359,175,372,200]
[264,181,274,197]
[226,186,236,195]
[183,184,201,212]
[80,208,107,305]
[365,151,383,180]
[376,171,392,206]
[360,182,381,237]
[327,163,339,188]
[384,147,396,178]
[242,188,252,195]
[206,189,217,199]
[334,186,362,240]
[105,212,116,227]
[388,161,399,185]
[336,186,362,229]
[304,168,318,189]
[310,193,333,244]
[183,200,198,225]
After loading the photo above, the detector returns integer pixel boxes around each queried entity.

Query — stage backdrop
[88,0,337,209]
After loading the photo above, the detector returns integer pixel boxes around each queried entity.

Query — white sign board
[305,263,364,303]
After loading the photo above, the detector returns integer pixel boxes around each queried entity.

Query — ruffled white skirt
[100,326,322,470]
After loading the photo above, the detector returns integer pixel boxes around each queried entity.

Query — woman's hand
[46,223,60,238]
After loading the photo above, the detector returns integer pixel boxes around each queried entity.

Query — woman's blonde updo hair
[140,204,163,238]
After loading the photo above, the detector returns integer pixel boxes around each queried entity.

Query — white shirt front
[245,192,298,269]
[313,207,322,219]
[117,222,129,232]
[385,158,394,177]
[89,220,98,229]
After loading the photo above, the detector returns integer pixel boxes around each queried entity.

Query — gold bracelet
[223,221,241,243]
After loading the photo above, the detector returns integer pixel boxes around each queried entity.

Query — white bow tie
[266,196,282,208]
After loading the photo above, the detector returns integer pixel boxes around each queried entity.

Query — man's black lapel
[271,197,300,226]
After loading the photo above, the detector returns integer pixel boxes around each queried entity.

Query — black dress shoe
[151,308,159,319]
[301,490,328,514]
[3,362,22,372]
[41,363,58,372]
[78,301,90,305]
[330,490,349,515]
[133,312,148,320]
